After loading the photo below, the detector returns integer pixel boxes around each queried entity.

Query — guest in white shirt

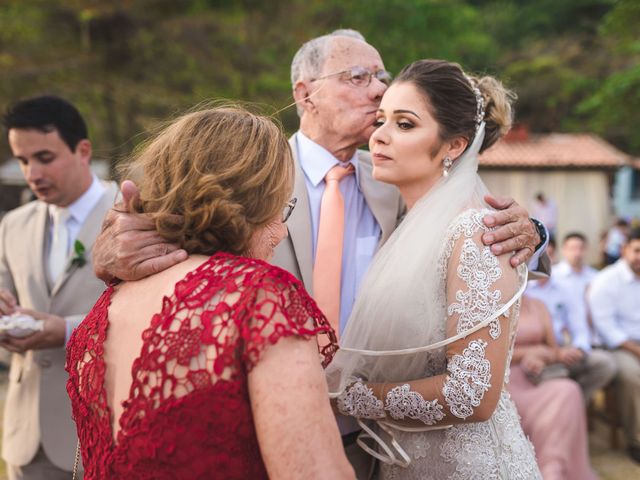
[589,227,640,463]
[555,232,607,348]
[527,274,616,402]
[604,218,630,265]
[555,232,598,297]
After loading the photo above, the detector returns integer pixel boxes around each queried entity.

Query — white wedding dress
[326,125,542,479]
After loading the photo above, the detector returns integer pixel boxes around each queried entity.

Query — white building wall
[479,169,613,266]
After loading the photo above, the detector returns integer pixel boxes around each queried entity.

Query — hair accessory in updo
[466,76,485,126]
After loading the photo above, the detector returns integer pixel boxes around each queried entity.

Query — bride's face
[369,82,447,192]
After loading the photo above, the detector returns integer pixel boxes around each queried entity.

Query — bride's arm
[336,226,520,427]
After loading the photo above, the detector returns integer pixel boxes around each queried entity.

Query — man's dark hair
[627,227,640,243]
[616,218,630,227]
[3,95,88,152]
[563,232,587,244]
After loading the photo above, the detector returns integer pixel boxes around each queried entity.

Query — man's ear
[293,81,316,114]
[447,136,469,161]
[76,139,92,165]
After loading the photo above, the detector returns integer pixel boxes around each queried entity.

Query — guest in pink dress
[508,294,597,480]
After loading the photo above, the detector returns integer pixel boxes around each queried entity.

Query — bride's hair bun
[395,60,516,153]
[469,75,517,152]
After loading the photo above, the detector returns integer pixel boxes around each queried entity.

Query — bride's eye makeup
[373,118,385,128]
[397,120,414,130]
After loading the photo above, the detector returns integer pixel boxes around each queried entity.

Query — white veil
[326,123,523,396]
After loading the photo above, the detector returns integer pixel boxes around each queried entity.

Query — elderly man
[589,228,640,464]
[0,96,118,480]
[92,30,547,478]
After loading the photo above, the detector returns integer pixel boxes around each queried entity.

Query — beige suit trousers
[612,348,640,448]
[569,348,617,402]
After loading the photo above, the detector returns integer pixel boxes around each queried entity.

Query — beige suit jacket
[271,136,404,294]
[0,181,118,470]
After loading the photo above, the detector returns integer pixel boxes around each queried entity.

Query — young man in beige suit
[90,31,548,478]
[0,96,118,480]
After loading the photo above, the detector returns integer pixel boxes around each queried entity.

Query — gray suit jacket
[271,135,404,295]
[0,181,118,470]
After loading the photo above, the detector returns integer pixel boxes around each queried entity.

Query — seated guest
[589,227,640,463]
[65,106,354,479]
[508,295,596,480]
[555,230,615,348]
[527,236,617,402]
[555,232,598,293]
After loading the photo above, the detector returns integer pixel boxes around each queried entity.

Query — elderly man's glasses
[311,66,392,87]
[282,198,297,223]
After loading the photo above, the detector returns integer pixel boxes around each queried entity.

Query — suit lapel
[51,181,118,296]
[357,151,399,247]
[287,136,314,291]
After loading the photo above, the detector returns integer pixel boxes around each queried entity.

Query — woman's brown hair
[122,105,293,256]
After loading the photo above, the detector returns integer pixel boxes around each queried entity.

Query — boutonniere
[68,240,87,271]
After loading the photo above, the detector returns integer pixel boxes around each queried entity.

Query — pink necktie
[313,163,355,339]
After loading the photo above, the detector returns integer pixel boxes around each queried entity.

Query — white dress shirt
[605,226,627,258]
[48,175,106,254]
[527,276,592,351]
[588,259,640,348]
[296,131,380,334]
[553,261,598,293]
[553,260,597,332]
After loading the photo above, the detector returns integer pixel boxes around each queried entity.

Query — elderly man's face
[309,38,387,147]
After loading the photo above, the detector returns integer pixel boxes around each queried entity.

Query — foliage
[0,0,638,171]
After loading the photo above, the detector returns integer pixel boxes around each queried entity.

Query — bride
[326,59,541,479]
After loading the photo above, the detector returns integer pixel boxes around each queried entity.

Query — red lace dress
[66,252,337,480]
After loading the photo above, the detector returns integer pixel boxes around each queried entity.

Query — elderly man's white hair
[290,29,367,116]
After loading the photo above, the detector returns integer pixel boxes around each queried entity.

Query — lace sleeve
[241,266,338,371]
[336,209,520,427]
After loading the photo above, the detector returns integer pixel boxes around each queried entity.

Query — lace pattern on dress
[376,209,539,479]
[65,252,337,479]
[385,384,445,425]
[337,378,385,419]
[443,339,492,419]
[439,391,540,480]
[447,211,502,340]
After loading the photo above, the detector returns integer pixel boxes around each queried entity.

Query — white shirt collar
[527,277,559,292]
[50,175,105,224]
[296,131,360,187]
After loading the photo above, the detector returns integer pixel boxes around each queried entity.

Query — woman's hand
[520,351,546,377]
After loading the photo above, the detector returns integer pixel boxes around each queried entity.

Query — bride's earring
[443,156,453,178]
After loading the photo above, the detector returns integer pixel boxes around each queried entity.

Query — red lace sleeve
[238,264,338,370]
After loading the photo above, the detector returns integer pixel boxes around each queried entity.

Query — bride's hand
[480,194,541,267]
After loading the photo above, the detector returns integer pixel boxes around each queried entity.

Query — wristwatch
[530,218,547,252]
